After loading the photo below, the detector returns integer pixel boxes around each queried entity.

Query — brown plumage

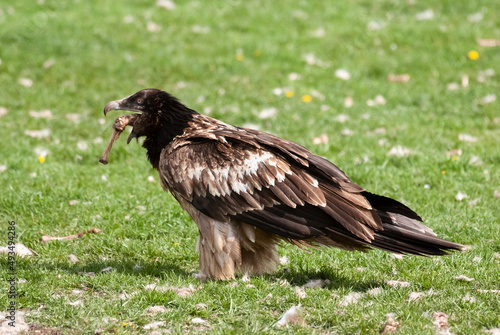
[101,88,463,280]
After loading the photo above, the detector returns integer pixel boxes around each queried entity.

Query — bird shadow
[17,258,193,281]
[267,267,385,292]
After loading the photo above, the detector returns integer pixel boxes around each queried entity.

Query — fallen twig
[40,228,101,243]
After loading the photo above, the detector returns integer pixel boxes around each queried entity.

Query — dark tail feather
[363,192,464,256]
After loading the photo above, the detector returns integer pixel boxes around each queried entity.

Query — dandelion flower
[38,156,45,163]
[254,50,261,57]
[468,50,479,60]
[285,90,294,98]
[236,54,244,61]
[302,95,312,103]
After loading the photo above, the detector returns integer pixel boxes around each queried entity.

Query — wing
[159,131,384,247]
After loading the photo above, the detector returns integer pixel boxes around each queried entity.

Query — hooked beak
[103,100,121,117]
[103,98,142,145]
[126,130,137,144]
[103,99,143,117]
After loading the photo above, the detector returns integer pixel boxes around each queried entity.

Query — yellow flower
[254,50,261,57]
[468,50,479,60]
[123,323,127,327]
[302,95,312,103]
[451,156,459,162]
[285,90,294,98]
[441,170,446,175]
[174,242,180,246]
[236,54,244,61]
[38,155,45,163]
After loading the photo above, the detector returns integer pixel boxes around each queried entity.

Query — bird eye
[137,98,143,104]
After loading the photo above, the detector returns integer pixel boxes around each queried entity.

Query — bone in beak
[99,114,138,164]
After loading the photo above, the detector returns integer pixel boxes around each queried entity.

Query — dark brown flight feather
[100,88,464,280]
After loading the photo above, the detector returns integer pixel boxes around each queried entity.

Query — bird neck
[143,106,198,170]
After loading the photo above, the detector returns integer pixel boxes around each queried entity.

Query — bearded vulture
[100,88,463,280]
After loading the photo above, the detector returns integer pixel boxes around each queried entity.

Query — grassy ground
[1,0,500,333]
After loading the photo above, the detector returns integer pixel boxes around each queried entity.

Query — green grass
[1,0,500,333]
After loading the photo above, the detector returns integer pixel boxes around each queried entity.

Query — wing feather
[158,115,462,255]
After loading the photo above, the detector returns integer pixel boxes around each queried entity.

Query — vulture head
[104,88,170,144]
[101,89,197,167]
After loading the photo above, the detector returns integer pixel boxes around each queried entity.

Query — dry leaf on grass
[145,283,196,297]
[341,129,353,136]
[432,312,449,329]
[25,129,51,139]
[0,107,8,118]
[461,75,469,88]
[258,108,277,119]
[29,110,52,119]
[367,95,386,106]
[295,287,307,298]
[67,300,83,307]
[344,96,354,108]
[458,134,478,143]
[468,12,483,22]
[0,243,33,257]
[388,74,410,83]
[385,280,410,288]
[176,285,196,297]
[334,114,349,123]
[195,303,207,310]
[446,149,462,157]
[66,113,81,123]
[147,22,161,33]
[19,78,33,87]
[478,94,496,105]
[367,288,382,296]
[191,317,208,324]
[312,134,329,145]
[455,275,474,282]
[338,292,363,306]
[144,306,169,315]
[416,9,434,20]
[380,313,399,333]
[143,321,166,330]
[408,292,426,301]
[118,291,139,300]
[310,27,325,38]
[387,146,412,157]
[462,293,476,303]
[68,254,79,263]
[276,305,305,327]
[335,69,350,81]
[303,279,330,289]
[157,0,175,10]
[455,192,467,202]
[0,311,29,334]
[279,256,289,265]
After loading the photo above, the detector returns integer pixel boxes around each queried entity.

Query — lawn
[1,0,499,334]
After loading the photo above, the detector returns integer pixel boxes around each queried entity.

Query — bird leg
[99,114,138,164]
